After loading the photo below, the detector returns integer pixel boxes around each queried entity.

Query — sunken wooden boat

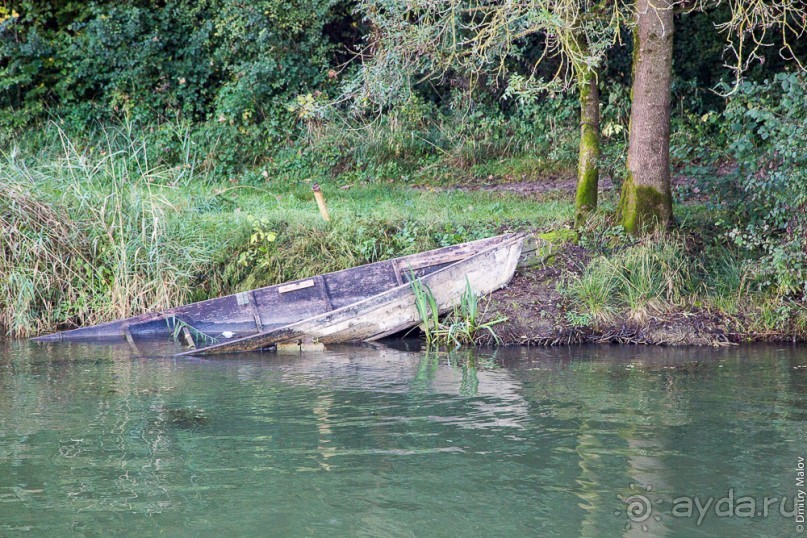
[33,234,524,353]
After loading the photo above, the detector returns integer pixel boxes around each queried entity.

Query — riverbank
[1,124,803,343]
[488,240,805,346]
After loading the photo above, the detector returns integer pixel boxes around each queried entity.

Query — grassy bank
[1,121,804,343]
[0,122,570,337]
[488,230,806,346]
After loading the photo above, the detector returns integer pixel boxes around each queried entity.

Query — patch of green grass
[467,155,574,183]
[562,270,619,325]
[564,234,694,324]
[696,248,750,315]
[564,223,805,338]
[231,183,570,227]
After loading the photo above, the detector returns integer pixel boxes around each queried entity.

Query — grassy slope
[0,126,572,336]
[1,122,803,342]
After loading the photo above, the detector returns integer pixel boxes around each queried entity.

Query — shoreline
[483,241,806,347]
[9,238,804,349]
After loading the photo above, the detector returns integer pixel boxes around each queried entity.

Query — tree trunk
[619,0,675,233]
[575,63,600,226]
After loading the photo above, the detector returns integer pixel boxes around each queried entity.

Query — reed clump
[0,124,219,337]
[564,234,694,326]
[410,276,507,347]
[0,182,92,336]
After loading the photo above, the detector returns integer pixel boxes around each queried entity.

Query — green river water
[0,340,805,537]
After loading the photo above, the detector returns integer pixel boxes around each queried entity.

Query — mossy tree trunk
[619,0,675,233]
[574,61,600,227]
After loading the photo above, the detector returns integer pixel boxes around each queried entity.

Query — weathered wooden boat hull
[32,234,516,344]
[178,234,524,356]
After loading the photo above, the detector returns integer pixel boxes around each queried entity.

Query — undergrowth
[2,84,803,342]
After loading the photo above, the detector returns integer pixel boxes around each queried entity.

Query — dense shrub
[720,72,806,299]
[0,0,357,145]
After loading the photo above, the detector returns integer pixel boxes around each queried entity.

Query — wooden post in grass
[312,183,330,222]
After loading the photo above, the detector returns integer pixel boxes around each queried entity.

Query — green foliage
[264,91,578,188]
[565,310,594,328]
[437,278,507,347]
[0,0,357,166]
[0,124,224,336]
[0,180,90,335]
[348,0,619,111]
[210,0,342,138]
[671,7,735,114]
[598,82,630,187]
[237,217,278,269]
[166,315,218,346]
[1,2,216,125]
[719,73,806,299]
[409,272,441,346]
[409,276,506,348]
[565,236,694,323]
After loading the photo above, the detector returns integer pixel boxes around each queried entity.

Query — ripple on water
[0,341,804,536]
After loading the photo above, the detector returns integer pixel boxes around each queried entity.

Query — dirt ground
[425,170,698,199]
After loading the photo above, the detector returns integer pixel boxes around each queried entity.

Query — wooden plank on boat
[123,324,135,345]
[181,327,196,349]
[278,279,316,294]
[246,291,263,331]
[324,260,399,309]
[391,259,404,286]
[316,275,334,311]
[400,241,497,271]
[277,335,325,352]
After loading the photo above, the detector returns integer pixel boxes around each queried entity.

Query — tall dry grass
[0,122,213,336]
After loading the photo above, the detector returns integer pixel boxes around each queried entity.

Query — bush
[720,72,806,300]
[0,0,359,158]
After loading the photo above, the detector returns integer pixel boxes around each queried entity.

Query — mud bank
[484,243,804,347]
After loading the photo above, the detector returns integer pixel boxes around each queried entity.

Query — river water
[0,340,805,537]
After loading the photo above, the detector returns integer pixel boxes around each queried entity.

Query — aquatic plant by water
[165,315,219,346]
[409,270,441,346]
[409,275,507,348]
[437,278,507,346]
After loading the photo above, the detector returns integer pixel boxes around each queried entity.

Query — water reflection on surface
[0,340,805,536]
